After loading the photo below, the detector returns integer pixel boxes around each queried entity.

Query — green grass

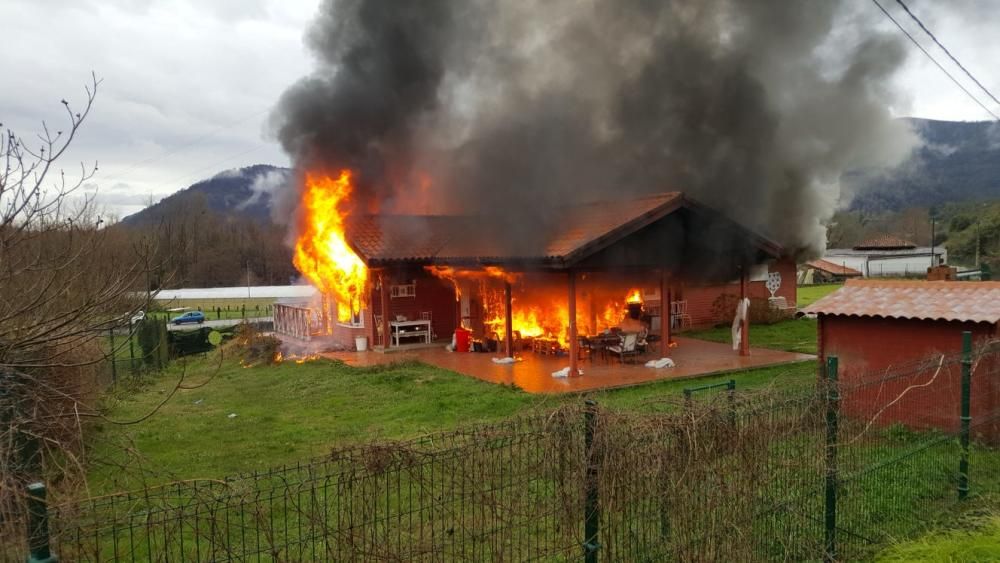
[876,515,1000,562]
[150,298,276,320]
[797,283,842,307]
[89,352,816,491]
[685,317,818,354]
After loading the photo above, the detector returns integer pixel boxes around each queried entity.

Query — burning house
[274,171,796,376]
[268,0,920,376]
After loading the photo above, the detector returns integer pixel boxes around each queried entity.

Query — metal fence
[6,334,1000,562]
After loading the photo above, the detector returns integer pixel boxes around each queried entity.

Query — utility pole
[930,216,937,269]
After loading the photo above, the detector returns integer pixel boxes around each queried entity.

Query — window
[390,284,416,298]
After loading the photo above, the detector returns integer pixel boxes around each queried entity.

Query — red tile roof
[853,234,916,250]
[804,280,1000,323]
[347,193,699,264]
[805,259,862,277]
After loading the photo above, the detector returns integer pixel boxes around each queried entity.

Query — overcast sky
[2,0,998,218]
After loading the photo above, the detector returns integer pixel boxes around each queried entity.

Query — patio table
[390,320,432,347]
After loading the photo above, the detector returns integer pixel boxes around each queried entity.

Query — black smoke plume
[270,0,918,259]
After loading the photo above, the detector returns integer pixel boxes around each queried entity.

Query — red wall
[369,270,458,346]
[681,258,798,327]
[819,315,1000,441]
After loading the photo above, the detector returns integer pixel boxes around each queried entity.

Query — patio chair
[671,300,692,330]
[578,336,595,362]
[420,311,435,339]
[607,333,640,364]
[636,328,649,353]
[374,315,384,347]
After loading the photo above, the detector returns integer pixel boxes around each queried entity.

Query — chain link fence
[5,334,1000,561]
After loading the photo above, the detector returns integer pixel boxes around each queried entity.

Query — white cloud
[0,0,319,208]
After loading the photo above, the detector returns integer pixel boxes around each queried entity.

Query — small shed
[798,259,862,284]
[805,280,1000,439]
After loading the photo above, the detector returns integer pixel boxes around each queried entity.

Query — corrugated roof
[804,280,1000,323]
[805,259,862,276]
[853,234,916,250]
[346,193,687,264]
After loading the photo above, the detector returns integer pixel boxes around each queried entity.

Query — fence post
[824,355,839,563]
[25,482,57,563]
[583,400,600,562]
[108,327,117,385]
[959,330,972,500]
[128,326,136,375]
[727,379,737,428]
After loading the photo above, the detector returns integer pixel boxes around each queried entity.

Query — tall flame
[293,170,368,323]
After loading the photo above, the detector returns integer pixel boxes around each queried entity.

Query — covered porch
[324,336,813,394]
[358,193,782,377]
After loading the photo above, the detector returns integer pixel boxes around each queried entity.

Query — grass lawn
[150,297,277,320]
[876,515,1000,562]
[685,317,818,354]
[89,352,816,491]
[797,283,842,307]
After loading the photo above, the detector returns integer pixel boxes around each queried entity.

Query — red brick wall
[331,322,368,350]
[820,315,1000,441]
[681,258,797,327]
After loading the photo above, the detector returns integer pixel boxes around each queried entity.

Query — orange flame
[293,170,368,323]
[625,288,643,304]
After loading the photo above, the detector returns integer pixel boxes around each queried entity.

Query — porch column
[380,271,391,350]
[660,270,671,357]
[368,278,378,348]
[740,266,750,356]
[568,271,579,377]
[504,280,514,357]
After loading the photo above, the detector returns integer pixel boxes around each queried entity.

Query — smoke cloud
[270,0,919,259]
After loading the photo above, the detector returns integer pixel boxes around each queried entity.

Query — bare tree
[0,75,155,525]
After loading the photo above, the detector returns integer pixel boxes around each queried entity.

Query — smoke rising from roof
[270,0,918,259]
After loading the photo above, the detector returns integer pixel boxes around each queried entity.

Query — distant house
[798,259,862,284]
[805,280,1000,440]
[823,235,946,278]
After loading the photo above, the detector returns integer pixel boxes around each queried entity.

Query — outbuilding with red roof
[805,279,1000,439]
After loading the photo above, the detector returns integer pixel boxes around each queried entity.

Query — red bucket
[454,328,471,352]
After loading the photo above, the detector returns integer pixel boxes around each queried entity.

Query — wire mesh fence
[4,337,1000,561]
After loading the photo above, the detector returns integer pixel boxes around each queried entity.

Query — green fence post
[128,326,136,375]
[727,379,737,428]
[583,400,600,562]
[25,482,57,562]
[824,355,839,563]
[241,304,246,319]
[959,330,972,500]
[108,328,117,385]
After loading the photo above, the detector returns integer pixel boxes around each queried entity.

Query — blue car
[171,311,206,325]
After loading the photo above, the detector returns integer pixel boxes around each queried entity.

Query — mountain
[846,118,1000,213]
[121,164,291,226]
[122,119,1000,224]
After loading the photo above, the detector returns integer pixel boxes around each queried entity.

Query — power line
[894,0,1000,108]
[870,0,1000,121]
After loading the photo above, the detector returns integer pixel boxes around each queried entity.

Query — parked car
[170,311,206,325]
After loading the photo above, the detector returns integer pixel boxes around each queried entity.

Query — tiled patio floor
[323,337,814,394]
